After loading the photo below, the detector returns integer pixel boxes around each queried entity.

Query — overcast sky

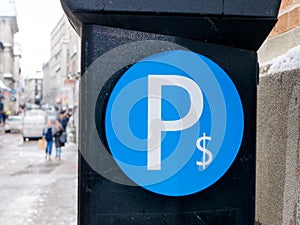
[14,0,64,76]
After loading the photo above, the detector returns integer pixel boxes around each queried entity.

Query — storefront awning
[3,73,13,78]
[0,79,11,91]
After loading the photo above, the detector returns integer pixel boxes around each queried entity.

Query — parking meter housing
[60,1,281,224]
[61,0,280,51]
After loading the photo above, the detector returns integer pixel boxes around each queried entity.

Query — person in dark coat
[58,110,69,130]
[54,119,64,160]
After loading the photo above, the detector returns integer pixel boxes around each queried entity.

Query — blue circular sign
[105,50,244,196]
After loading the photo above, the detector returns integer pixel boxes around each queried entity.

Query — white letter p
[148,75,203,170]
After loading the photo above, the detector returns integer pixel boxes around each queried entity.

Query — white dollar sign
[196,133,213,170]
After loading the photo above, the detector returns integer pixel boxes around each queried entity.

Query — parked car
[22,109,46,140]
[45,110,58,122]
[0,121,4,135]
[5,115,23,133]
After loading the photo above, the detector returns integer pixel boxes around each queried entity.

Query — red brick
[280,0,293,10]
[289,7,300,29]
[271,13,289,36]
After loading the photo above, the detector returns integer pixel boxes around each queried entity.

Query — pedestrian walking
[58,110,70,130]
[42,119,55,161]
[54,119,64,160]
[58,110,70,144]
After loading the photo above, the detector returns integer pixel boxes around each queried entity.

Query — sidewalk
[30,142,78,225]
[0,135,78,225]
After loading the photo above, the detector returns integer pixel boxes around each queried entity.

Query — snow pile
[261,45,300,75]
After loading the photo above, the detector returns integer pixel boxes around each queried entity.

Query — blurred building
[43,14,80,110]
[23,71,43,106]
[0,0,20,114]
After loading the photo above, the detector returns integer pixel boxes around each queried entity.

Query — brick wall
[269,0,300,37]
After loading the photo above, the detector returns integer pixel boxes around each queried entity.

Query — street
[0,133,77,225]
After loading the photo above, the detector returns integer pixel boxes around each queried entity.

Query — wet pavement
[0,133,78,225]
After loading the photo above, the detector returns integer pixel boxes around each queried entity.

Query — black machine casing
[60,1,281,224]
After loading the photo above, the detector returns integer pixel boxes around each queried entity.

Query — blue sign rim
[105,50,244,196]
